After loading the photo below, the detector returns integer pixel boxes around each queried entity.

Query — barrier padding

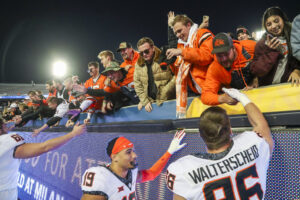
[16,129,299,200]
[21,97,194,128]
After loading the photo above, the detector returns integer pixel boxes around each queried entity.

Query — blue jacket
[291,14,300,61]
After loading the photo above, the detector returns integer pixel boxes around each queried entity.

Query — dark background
[0,0,298,83]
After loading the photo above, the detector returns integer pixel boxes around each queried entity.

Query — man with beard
[117,42,139,88]
[201,33,254,105]
[81,130,187,199]
[45,80,57,101]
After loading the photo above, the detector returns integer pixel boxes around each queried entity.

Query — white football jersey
[81,165,138,200]
[0,132,25,191]
[166,131,270,200]
[54,101,69,118]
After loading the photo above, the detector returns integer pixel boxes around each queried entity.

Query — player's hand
[168,11,175,27]
[222,88,251,106]
[288,69,300,87]
[32,129,41,137]
[166,48,182,60]
[73,84,87,93]
[218,93,238,105]
[167,129,187,154]
[145,102,152,112]
[71,122,87,136]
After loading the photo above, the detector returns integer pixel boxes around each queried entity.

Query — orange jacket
[239,39,256,59]
[84,75,120,110]
[176,28,214,93]
[120,51,139,87]
[201,41,252,105]
[46,89,57,101]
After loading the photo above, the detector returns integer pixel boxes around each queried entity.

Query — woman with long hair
[250,6,300,86]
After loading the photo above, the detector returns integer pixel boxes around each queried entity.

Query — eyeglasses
[139,49,151,56]
[87,68,94,73]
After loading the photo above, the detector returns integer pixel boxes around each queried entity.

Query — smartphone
[267,34,275,39]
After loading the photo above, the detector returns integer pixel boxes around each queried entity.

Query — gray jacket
[291,14,300,61]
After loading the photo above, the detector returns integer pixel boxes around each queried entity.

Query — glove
[167,129,187,154]
[222,88,251,106]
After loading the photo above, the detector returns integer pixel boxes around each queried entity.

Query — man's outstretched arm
[222,88,274,154]
[14,123,86,159]
[136,130,187,183]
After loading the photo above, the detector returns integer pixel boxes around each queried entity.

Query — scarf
[175,24,200,118]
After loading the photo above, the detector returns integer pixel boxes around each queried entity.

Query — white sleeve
[238,131,271,159]
[166,162,190,199]
[80,99,93,111]
[54,103,69,118]
[81,167,110,198]
[0,133,25,157]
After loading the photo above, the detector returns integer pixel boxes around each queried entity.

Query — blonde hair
[137,37,154,48]
[172,14,194,27]
[98,50,115,60]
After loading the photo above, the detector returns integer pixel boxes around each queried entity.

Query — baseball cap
[9,103,18,109]
[236,27,250,37]
[117,42,132,52]
[211,33,233,54]
[101,61,122,76]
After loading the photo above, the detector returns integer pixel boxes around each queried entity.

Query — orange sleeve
[104,79,120,93]
[240,40,257,59]
[181,36,214,67]
[119,67,134,87]
[139,152,171,183]
[201,64,222,105]
[84,79,90,88]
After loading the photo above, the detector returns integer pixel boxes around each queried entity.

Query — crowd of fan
[1,6,300,128]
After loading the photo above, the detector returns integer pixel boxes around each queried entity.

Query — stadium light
[255,30,265,41]
[52,61,67,77]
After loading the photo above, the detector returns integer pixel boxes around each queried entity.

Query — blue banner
[16,130,300,199]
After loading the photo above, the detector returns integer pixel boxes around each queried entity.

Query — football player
[166,88,274,199]
[81,130,187,200]
[0,118,86,200]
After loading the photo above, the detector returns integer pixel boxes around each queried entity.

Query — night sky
[0,0,298,84]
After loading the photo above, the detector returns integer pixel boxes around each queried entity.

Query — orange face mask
[111,137,134,155]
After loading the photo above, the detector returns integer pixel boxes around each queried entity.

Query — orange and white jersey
[166,131,270,200]
[0,133,25,191]
[81,165,138,199]
[81,96,97,113]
